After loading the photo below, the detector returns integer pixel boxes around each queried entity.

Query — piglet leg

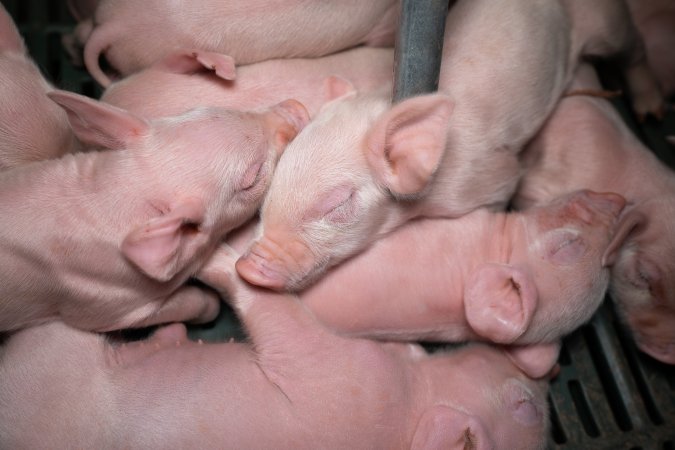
[198,245,331,353]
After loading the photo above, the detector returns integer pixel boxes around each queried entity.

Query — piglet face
[49,89,309,283]
[146,100,308,234]
[481,190,623,346]
[521,190,626,340]
[414,345,549,449]
[237,91,453,291]
[141,100,309,236]
[237,94,392,291]
[120,100,309,283]
[465,190,625,344]
[609,199,675,364]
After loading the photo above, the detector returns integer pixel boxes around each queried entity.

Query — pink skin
[237,0,663,291]
[0,249,551,448]
[77,0,399,87]
[226,191,617,377]
[297,190,627,346]
[100,46,394,119]
[515,64,675,364]
[0,5,80,170]
[627,0,675,98]
[0,90,309,333]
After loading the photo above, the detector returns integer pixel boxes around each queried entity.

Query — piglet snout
[236,236,315,291]
[236,245,289,291]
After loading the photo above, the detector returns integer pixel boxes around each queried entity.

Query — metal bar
[392,0,449,102]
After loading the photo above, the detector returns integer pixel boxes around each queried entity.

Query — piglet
[0,247,551,449]
[237,0,662,291]
[515,64,675,364]
[101,46,393,118]
[0,5,79,170]
[76,0,400,87]
[627,0,675,98]
[295,190,627,347]
[0,90,308,332]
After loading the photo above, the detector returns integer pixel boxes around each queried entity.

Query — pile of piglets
[0,0,673,447]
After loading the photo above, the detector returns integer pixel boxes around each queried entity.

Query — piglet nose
[580,190,626,218]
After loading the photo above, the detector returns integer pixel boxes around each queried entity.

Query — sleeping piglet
[0,247,551,449]
[0,90,308,333]
[76,0,400,86]
[236,0,662,291]
[515,64,675,364]
[296,190,628,347]
[100,46,394,118]
[0,5,79,170]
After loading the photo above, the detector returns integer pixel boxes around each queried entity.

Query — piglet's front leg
[198,245,335,354]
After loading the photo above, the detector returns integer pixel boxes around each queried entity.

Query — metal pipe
[392,0,449,103]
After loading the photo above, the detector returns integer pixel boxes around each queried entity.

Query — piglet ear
[48,90,149,150]
[602,209,647,266]
[267,99,311,149]
[464,263,537,344]
[153,49,236,81]
[503,342,561,379]
[122,199,210,282]
[411,405,494,450]
[0,5,26,53]
[323,75,357,102]
[366,93,453,196]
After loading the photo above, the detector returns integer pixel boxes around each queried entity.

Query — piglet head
[413,344,549,449]
[465,190,625,344]
[49,90,309,282]
[236,91,453,291]
[606,199,675,364]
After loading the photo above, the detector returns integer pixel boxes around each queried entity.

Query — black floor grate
[550,301,675,449]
